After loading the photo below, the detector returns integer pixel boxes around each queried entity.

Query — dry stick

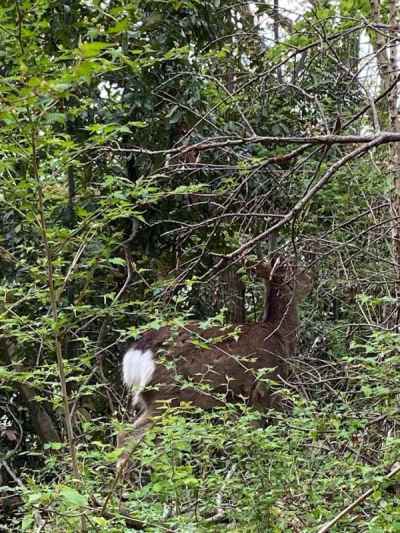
[101,71,400,161]
[317,462,400,533]
[107,131,400,158]
[201,133,395,281]
[96,246,133,374]
[100,437,148,519]
[176,77,399,270]
[163,145,311,291]
[343,74,400,130]
[161,212,285,237]
[101,77,400,194]
[2,460,24,488]
[30,123,81,482]
[92,494,174,532]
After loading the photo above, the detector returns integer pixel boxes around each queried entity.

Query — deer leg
[116,409,150,473]
[131,404,154,441]
[116,400,164,473]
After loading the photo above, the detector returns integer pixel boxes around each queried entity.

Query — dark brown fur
[117,260,312,468]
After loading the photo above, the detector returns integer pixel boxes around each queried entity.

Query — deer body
[117,260,311,467]
[124,321,287,412]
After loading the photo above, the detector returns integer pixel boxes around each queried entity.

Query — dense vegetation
[1,1,400,531]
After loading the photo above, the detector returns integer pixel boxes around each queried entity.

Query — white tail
[122,347,155,407]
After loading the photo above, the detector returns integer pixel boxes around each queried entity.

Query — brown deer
[117,258,312,468]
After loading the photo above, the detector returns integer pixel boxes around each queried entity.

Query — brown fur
[117,259,312,468]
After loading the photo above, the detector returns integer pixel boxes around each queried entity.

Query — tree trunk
[0,338,60,443]
[387,1,400,324]
[370,0,400,324]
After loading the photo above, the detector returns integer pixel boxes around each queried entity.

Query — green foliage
[17,345,400,532]
[1,0,399,531]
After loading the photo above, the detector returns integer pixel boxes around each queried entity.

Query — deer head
[251,256,312,321]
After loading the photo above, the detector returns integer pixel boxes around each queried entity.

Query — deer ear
[295,270,313,298]
[270,256,282,275]
[250,259,272,280]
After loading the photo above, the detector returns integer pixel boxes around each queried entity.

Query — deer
[116,257,312,469]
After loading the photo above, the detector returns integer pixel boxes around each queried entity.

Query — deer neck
[264,283,298,329]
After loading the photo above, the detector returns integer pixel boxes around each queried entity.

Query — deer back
[123,259,312,411]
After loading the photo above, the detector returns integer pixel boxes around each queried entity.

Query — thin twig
[202,133,395,280]
[318,462,400,533]
[29,120,81,483]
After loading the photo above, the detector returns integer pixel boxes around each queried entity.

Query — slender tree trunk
[370,0,390,93]
[388,0,400,321]
[273,0,283,84]
[369,1,400,324]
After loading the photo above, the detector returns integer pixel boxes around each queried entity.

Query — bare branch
[318,462,400,533]
[202,133,393,279]
[108,132,400,159]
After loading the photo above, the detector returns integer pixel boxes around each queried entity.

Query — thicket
[0,1,399,531]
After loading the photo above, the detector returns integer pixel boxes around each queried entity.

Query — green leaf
[93,517,109,526]
[46,113,65,124]
[59,486,88,508]
[128,120,148,128]
[44,442,64,450]
[105,449,124,462]
[77,41,110,58]
[0,366,13,379]
[190,339,211,350]
[21,516,34,531]
[108,18,130,34]
[109,257,126,266]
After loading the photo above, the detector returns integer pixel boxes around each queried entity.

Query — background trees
[1,1,399,531]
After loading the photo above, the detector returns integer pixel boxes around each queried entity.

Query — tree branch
[107,131,400,158]
[201,133,392,279]
[318,462,400,533]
